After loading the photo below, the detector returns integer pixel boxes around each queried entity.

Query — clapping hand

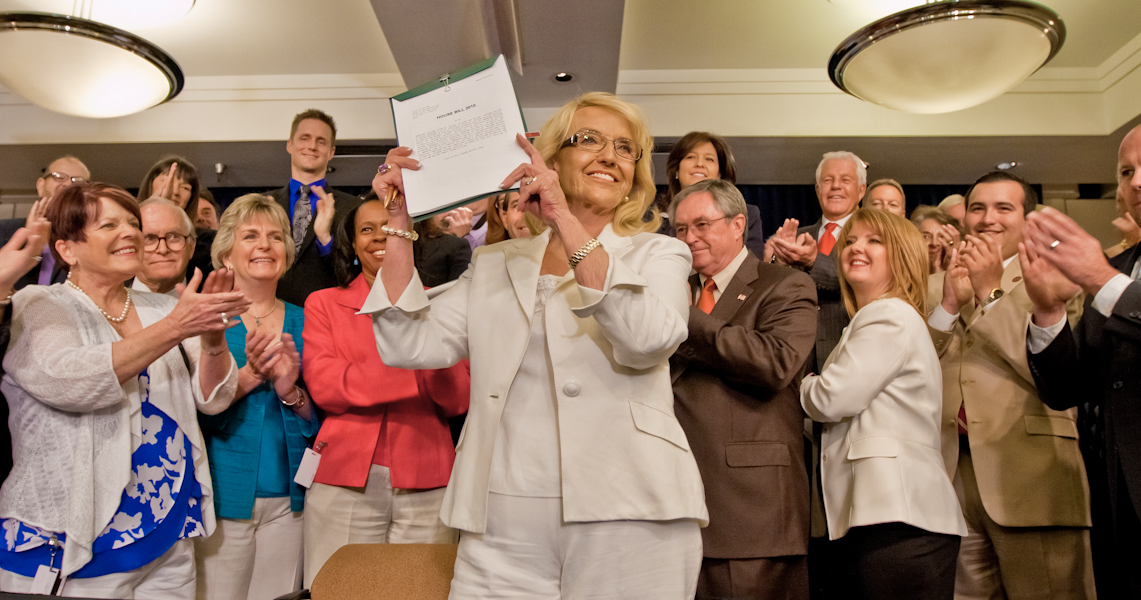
[1023,207,1121,296]
[764,219,799,264]
[959,234,1004,305]
[940,245,973,315]
[170,268,251,343]
[248,332,301,398]
[440,206,473,238]
[312,186,336,246]
[1018,234,1080,327]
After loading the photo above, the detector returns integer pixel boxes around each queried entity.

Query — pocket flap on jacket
[629,401,690,451]
[846,436,899,460]
[725,442,790,467]
[1024,415,1079,439]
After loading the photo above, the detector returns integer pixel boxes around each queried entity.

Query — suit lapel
[710,252,760,322]
[504,229,549,325]
[1110,243,1141,276]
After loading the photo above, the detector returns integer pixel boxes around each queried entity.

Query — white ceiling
[0,0,1139,188]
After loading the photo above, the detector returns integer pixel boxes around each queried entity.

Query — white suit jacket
[361,225,709,533]
[800,297,966,540]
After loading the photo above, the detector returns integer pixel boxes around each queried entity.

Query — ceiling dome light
[829,0,1065,114]
[0,12,184,119]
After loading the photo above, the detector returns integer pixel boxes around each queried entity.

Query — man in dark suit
[1022,123,1141,598]
[670,179,817,599]
[267,109,362,306]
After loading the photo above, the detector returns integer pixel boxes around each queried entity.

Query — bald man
[1025,123,1141,597]
[0,156,90,288]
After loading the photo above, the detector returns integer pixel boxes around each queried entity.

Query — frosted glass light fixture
[0,12,184,118]
[828,0,1065,114]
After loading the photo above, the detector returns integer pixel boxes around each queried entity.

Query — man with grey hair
[669,179,818,600]
[133,197,197,297]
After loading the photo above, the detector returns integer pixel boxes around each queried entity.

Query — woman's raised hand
[500,134,568,227]
[372,147,419,223]
[251,332,301,398]
[169,268,251,342]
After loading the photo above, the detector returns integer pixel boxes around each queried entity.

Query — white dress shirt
[695,247,749,305]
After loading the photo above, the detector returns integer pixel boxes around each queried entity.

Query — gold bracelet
[279,385,305,408]
[203,345,227,356]
[381,225,419,242]
[568,238,602,270]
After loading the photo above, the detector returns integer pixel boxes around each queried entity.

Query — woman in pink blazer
[301,198,470,587]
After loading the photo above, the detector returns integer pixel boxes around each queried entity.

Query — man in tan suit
[670,179,818,599]
[927,171,1094,599]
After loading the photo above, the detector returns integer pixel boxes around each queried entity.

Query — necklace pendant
[255,317,261,327]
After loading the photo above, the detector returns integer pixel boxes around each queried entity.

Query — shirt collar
[822,213,853,233]
[700,246,749,294]
[289,179,326,197]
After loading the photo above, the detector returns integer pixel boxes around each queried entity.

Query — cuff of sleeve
[927,304,959,332]
[1093,273,1132,317]
[359,271,431,315]
[570,253,648,318]
[1027,313,1067,354]
[316,238,333,256]
[199,356,238,406]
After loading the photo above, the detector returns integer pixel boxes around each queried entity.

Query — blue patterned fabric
[0,369,204,578]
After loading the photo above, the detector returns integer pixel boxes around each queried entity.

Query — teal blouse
[199,302,319,519]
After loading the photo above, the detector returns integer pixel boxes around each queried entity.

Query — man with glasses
[132,197,196,297]
[0,156,90,289]
[669,179,817,600]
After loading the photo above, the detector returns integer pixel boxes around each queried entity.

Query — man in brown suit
[669,179,818,600]
[927,171,1094,599]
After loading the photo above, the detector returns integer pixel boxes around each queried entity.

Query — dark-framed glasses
[143,232,190,251]
[674,216,731,238]
[44,171,88,185]
[561,129,643,162]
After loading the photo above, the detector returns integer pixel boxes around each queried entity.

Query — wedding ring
[1050,239,1061,249]
[526,176,537,185]
[378,163,391,175]
[220,311,228,325]
[32,255,41,262]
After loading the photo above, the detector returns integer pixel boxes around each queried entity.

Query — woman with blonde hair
[800,208,965,600]
[195,194,318,600]
[364,92,707,598]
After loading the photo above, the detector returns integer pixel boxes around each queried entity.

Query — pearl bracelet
[568,238,602,270]
[381,225,419,241]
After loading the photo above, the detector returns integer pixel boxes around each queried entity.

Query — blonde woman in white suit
[800,208,966,600]
[361,92,708,599]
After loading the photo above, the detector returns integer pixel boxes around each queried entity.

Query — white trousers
[195,496,303,600]
[303,464,456,588]
[0,538,196,599]
[449,493,703,599]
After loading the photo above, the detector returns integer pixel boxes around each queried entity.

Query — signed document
[391,55,529,219]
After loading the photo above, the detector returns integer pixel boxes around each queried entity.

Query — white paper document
[391,55,530,219]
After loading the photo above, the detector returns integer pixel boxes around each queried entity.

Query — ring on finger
[526,176,537,186]
[378,163,391,175]
[1050,239,1062,249]
[220,311,228,325]
[32,255,42,262]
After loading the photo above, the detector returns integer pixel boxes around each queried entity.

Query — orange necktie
[818,222,839,256]
[698,278,717,314]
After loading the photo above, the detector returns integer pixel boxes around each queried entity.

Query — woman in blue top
[195,194,318,600]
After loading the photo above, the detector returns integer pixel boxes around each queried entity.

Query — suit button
[1113,381,1125,390]
[563,382,581,397]
[1130,311,1141,319]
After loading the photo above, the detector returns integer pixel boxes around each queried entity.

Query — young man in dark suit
[1023,123,1141,598]
[267,109,362,306]
[670,179,818,600]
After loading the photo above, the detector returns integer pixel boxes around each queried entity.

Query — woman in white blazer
[800,208,966,600]
[361,92,707,599]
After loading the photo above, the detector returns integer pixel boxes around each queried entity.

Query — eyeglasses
[496,195,520,214]
[44,171,88,185]
[673,216,731,239]
[143,232,190,251]
[560,129,643,162]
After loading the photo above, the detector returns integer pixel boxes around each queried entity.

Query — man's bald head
[35,156,90,201]
[1117,125,1141,227]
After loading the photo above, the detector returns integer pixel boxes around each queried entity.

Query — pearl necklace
[66,279,131,323]
[247,299,279,327]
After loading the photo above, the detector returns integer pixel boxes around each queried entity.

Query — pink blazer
[303,275,469,489]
